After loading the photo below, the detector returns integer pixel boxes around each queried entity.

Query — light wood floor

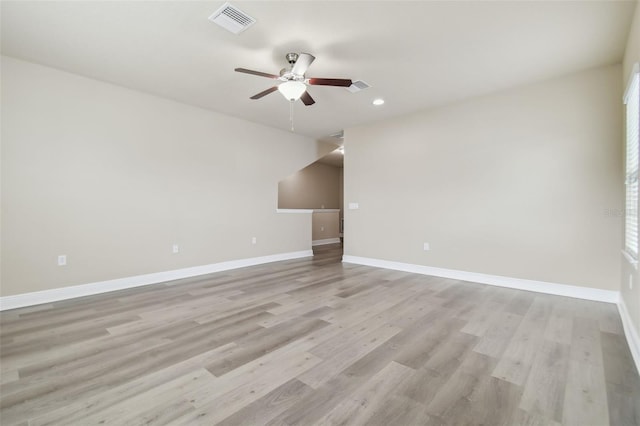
[1,244,639,425]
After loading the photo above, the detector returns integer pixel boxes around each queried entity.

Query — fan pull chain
[289,100,295,132]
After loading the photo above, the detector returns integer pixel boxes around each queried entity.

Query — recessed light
[372,98,385,106]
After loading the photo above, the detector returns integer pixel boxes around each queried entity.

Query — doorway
[277,145,344,261]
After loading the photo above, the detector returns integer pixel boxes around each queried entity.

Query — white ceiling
[1,1,636,139]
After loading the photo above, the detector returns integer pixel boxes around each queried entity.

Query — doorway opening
[277,145,343,262]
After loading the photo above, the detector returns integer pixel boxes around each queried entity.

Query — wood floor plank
[563,360,610,426]
[421,330,478,373]
[5,336,171,394]
[519,339,570,423]
[562,318,610,426]
[460,300,504,337]
[492,296,553,386]
[0,244,638,425]
[393,314,467,370]
[601,331,640,392]
[2,320,256,423]
[543,299,574,345]
[314,361,415,425]
[64,368,215,425]
[28,343,237,426]
[606,382,640,426]
[472,310,523,358]
[425,351,499,419]
[16,320,197,377]
[400,367,458,409]
[511,408,563,426]
[601,331,640,425]
[365,394,437,426]
[448,375,523,426]
[176,352,322,425]
[216,379,314,426]
[298,324,402,389]
[204,318,329,377]
[597,303,625,335]
[268,373,375,425]
[309,308,406,360]
[0,370,19,385]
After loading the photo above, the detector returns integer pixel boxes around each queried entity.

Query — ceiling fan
[235,53,352,106]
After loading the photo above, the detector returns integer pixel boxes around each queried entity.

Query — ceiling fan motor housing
[286,53,299,65]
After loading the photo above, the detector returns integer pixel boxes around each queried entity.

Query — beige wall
[621,2,640,340]
[1,56,333,297]
[312,211,340,242]
[624,2,640,83]
[278,162,341,209]
[345,64,623,291]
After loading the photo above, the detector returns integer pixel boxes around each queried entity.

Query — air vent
[209,2,256,34]
[345,80,371,93]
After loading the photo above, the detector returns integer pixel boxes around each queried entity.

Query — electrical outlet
[348,202,359,210]
[423,243,430,251]
[321,204,325,209]
[321,226,324,232]
[57,255,67,266]
[252,237,257,245]
[172,244,179,254]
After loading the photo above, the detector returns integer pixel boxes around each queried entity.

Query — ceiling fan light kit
[278,81,307,101]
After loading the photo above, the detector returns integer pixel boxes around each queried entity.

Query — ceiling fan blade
[235,68,279,79]
[307,78,353,87]
[291,53,315,76]
[250,86,278,99]
[300,91,315,106]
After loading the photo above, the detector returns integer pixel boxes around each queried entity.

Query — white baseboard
[342,255,619,304]
[0,250,313,311]
[312,238,341,246]
[618,298,640,373]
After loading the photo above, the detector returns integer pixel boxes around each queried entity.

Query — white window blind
[625,68,639,259]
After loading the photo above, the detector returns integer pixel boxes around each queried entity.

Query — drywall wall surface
[278,161,341,209]
[312,211,340,241]
[624,1,640,82]
[1,56,327,296]
[345,64,623,291]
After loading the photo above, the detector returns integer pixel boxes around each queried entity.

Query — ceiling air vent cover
[209,2,256,34]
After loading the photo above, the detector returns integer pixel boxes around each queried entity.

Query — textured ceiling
[1,1,636,139]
